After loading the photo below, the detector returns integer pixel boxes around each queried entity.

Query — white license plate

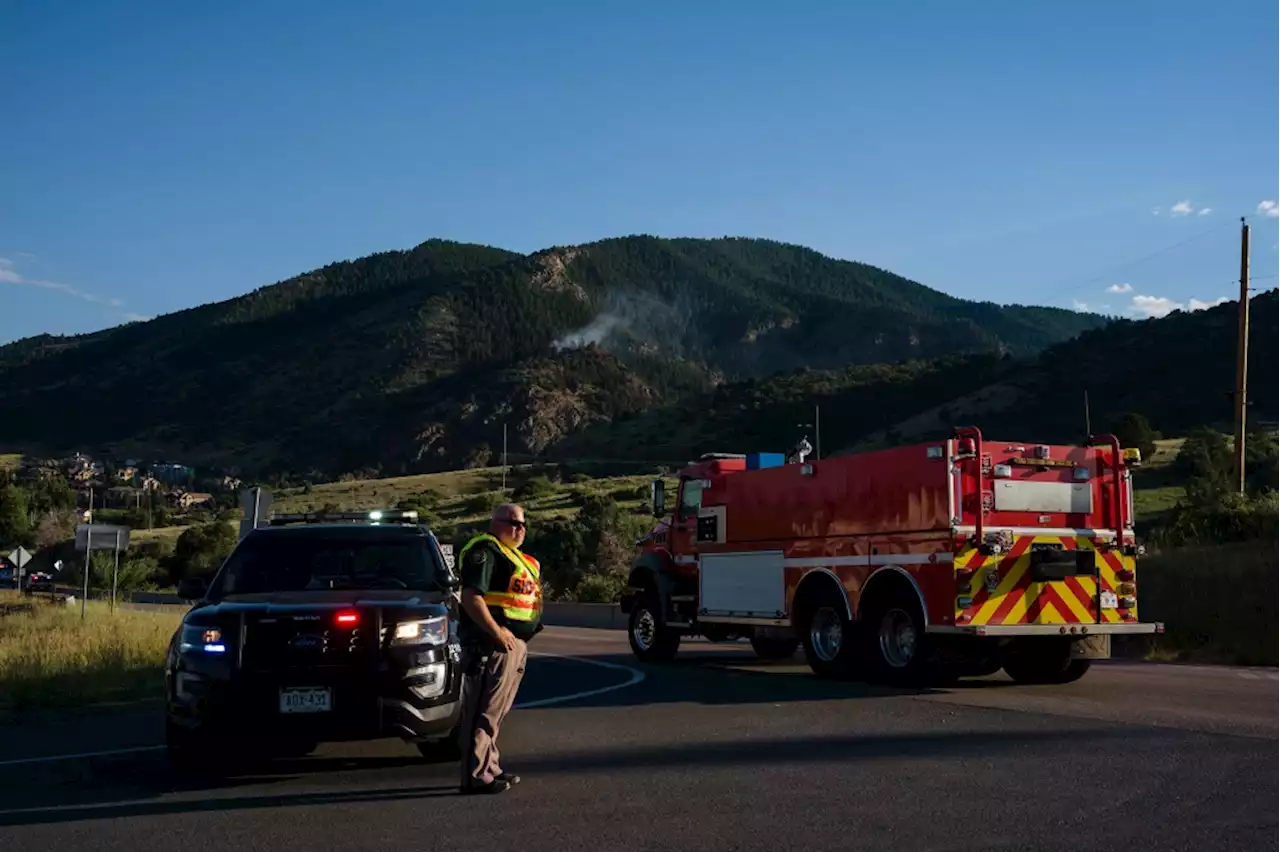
[1099,591,1119,610]
[279,687,332,714]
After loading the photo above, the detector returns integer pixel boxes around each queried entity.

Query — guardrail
[542,602,626,630]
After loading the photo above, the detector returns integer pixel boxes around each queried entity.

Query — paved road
[0,628,1275,852]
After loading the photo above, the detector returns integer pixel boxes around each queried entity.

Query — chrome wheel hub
[879,607,917,668]
[810,606,843,662]
[633,609,656,650]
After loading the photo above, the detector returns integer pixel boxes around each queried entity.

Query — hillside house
[168,490,214,510]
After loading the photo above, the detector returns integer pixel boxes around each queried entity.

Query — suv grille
[241,615,372,671]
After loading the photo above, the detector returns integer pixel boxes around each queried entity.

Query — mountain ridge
[0,234,1122,476]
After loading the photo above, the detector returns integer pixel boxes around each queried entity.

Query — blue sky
[2,0,1277,343]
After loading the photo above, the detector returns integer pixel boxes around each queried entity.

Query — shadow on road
[522,649,1019,710]
[0,726,1162,828]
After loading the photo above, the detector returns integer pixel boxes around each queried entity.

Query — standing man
[456,502,543,795]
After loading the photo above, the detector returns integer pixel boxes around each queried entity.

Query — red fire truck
[620,427,1163,685]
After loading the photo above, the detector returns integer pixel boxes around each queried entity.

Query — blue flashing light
[203,643,227,654]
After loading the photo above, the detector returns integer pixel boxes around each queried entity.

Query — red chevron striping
[989,563,1036,624]
[1040,585,1079,623]
[1063,575,1096,616]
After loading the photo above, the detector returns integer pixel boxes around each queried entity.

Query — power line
[1071,218,1240,290]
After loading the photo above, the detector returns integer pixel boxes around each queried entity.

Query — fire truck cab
[620,427,1162,685]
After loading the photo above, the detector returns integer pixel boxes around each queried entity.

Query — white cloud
[1072,299,1090,312]
[0,255,126,310]
[1198,207,1212,216]
[1257,200,1279,218]
[1151,207,1162,216]
[1125,293,1231,319]
[1188,297,1230,311]
[1106,283,1133,294]
[1170,200,1195,216]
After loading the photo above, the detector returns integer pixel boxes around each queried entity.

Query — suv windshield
[209,530,449,598]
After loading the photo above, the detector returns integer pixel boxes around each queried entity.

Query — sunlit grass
[0,592,184,717]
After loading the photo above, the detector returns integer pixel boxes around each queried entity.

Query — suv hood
[189,589,452,620]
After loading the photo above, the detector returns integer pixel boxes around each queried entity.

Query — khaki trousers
[458,637,528,787]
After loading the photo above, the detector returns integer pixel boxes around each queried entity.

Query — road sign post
[240,487,273,540]
[6,546,31,591]
[74,524,131,619]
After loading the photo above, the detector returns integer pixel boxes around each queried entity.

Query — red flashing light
[335,611,360,627]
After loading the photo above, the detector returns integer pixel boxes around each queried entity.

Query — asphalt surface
[0,627,1275,852]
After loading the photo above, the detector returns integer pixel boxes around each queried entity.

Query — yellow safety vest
[459,533,542,623]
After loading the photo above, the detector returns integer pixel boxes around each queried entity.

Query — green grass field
[270,465,656,529]
[0,591,184,718]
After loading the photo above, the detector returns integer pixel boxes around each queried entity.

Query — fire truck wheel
[862,591,931,686]
[627,593,681,662]
[749,634,800,661]
[798,594,860,679]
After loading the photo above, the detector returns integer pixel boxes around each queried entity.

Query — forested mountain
[0,235,1116,476]
[561,290,1279,463]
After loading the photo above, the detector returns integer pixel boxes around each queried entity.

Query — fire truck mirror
[651,478,666,518]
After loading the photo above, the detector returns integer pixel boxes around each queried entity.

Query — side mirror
[177,577,208,601]
[651,478,666,518]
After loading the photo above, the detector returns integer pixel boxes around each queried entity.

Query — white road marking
[0,653,644,767]
[0,745,165,767]
[515,652,645,709]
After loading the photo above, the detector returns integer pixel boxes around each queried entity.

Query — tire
[861,589,932,687]
[798,589,860,679]
[750,634,800,661]
[1003,641,1092,684]
[627,591,681,663]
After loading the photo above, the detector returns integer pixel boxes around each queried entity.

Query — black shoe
[496,773,521,785]
[461,778,512,795]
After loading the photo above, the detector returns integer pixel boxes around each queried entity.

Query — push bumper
[167,662,463,744]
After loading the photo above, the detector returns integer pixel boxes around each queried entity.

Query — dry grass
[114,466,655,556]
[1136,540,1278,666]
[0,591,184,718]
[0,452,23,472]
[128,524,206,548]
[269,466,654,529]
[272,466,510,514]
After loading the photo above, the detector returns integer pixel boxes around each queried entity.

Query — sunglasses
[503,519,527,529]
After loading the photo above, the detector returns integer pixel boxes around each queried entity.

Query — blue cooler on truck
[746,452,786,470]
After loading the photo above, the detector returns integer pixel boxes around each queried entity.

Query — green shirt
[457,539,541,645]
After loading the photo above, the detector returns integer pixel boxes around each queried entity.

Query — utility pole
[501,422,508,492]
[1084,390,1092,438]
[1233,217,1251,493]
[814,404,821,460]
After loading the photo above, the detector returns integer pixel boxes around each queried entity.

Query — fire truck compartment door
[698,551,786,618]
[992,480,1092,514]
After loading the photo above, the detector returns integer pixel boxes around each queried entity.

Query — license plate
[1099,591,1119,610]
[279,687,332,714]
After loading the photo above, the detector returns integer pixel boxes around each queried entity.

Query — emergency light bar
[267,509,421,526]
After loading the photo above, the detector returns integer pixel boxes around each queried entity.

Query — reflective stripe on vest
[459,533,542,623]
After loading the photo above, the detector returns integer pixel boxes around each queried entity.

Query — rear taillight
[335,611,359,627]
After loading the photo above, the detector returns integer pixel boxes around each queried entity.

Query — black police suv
[164,510,464,771]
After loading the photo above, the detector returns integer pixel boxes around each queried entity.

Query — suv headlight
[179,625,227,654]
[391,615,448,647]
